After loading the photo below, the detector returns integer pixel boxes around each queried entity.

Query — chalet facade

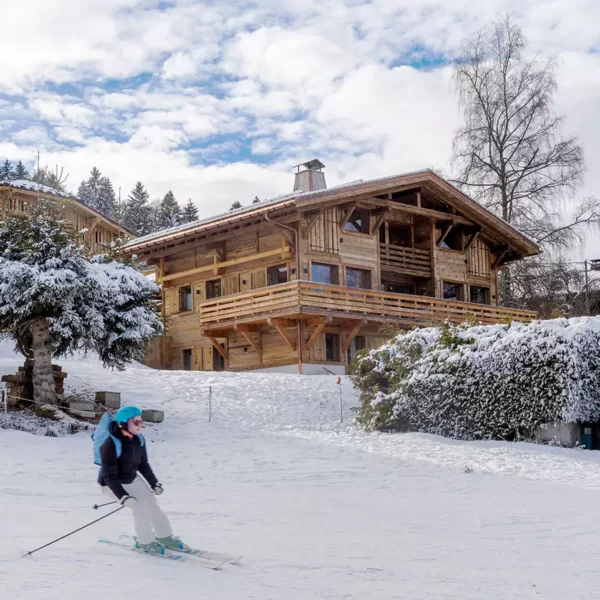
[123,163,539,374]
[0,180,130,253]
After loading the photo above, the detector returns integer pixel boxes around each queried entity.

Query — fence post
[208,386,212,423]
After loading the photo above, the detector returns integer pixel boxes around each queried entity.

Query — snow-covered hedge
[351,317,600,441]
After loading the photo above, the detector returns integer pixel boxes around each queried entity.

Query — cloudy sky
[0,0,598,257]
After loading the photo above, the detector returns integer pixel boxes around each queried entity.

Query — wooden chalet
[123,162,540,374]
[0,179,130,253]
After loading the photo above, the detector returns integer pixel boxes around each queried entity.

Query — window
[213,347,225,371]
[346,268,371,289]
[382,282,414,295]
[267,264,288,286]
[344,209,370,234]
[388,225,412,247]
[179,285,192,311]
[347,335,366,365]
[440,227,463,251]
[325,333,340,362]
[443,282,464,301]
[311,263,339,285]
[182,349,192,371]
[206,279,222,299]
[470,286,490,305]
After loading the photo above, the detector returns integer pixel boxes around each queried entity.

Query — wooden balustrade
[379,243,431,277]
[198,281,536,329]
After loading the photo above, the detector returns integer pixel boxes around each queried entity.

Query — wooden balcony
[379,243,431,277]
[198,281,536,332]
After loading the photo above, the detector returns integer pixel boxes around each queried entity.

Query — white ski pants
[107,476,173,545]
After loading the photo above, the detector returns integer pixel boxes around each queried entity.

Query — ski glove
[120,495,137,509]
[152,483,164,496]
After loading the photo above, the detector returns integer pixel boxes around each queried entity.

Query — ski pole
[93,500,118,510]
[23,506,124,557]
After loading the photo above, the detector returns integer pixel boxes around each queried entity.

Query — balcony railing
[198,281,536,330]
[379,243,431,277]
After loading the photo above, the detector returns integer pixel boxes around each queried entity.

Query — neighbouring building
[123,162,540,374]
[0,179,130,253]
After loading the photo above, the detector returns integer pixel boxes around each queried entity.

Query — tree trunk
[31,318,57,405]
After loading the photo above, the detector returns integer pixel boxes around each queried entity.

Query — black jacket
[99,421,158,499]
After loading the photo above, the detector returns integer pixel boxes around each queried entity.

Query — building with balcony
[123,162,539,374]
[0,179,130,253]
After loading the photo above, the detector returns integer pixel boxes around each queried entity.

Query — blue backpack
[92,413,145,467]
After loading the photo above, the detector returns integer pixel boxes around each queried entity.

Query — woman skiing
[98,406,188,555]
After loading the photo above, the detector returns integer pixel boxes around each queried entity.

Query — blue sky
[0,0,599,256]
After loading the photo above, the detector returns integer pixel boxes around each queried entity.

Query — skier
[98,406,188,555]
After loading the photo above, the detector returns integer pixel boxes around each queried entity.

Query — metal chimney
[293,159,326,193]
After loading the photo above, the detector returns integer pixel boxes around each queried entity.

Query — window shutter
[223,274,240,296]
[163,287,174,316]
[193,281,205,310]
[203,346,213,371]
[251,269,266,289]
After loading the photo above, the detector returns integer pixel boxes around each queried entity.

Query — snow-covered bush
[352,317,600,441]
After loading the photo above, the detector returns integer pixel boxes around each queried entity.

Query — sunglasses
[130,419,143,426]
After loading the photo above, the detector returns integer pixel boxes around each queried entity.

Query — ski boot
[156,535,191,551]
[135,540,168,555]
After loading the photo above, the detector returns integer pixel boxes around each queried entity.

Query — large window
[206,279,222,299]
[347,335,366,365]
[311,263,339,285]
[346,268,371,289]
[179,285,192,311]
[213,347,225,371]
[182,349,192,371]
[267,264,288,286]
[325,333,340,362]
[344,209,370,234]
[470,286,490,305]
[443,282,464,301]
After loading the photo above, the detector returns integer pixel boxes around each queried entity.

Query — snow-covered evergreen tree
[181,198,199,223]
[78,168,116,218]
[123,182,153,235]
[0,199,162,405]
[159,190,180,229]
[1,160,14,181]
[252,196,261,204]
[14,161,30,180]
[229,201,243,211]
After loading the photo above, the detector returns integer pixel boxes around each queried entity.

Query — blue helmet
[114,406,142,425]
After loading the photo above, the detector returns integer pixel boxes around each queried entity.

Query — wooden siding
[379,244,431,277]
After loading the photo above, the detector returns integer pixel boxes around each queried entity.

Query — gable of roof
[122,169,540,257]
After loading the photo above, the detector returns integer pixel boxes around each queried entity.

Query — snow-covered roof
[122,168,540,256]
[0,179,72,198]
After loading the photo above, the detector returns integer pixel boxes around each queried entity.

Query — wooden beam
[240,330,262,358]
[306,316,332,327]
[304,212,322,239]
[370,210,387,236]
[342,322,364,354]
[464,229,481,251]
[362,198,474,226]
[87,217,101,237]
[207,335,228,361]
[339,204,356,230]
[436,222,454,248]
[268,318,297,351]
[492,247,510,270]
[304,317,330,352]
[162,247,293,283]
[416,190,421,208]
[267,317,296,328]
[234,324,262,333]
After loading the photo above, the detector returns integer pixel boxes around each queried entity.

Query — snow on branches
[352,317,600,441]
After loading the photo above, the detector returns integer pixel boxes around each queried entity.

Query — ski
[119,535,242,565]
[99,539,226,569]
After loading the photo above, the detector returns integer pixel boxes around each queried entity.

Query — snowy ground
[2,342,600,599]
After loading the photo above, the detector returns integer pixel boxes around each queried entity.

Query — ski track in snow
[1,341,600,599]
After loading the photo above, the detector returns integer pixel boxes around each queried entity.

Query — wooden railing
[379,244,431,277]
[198,281,536,328]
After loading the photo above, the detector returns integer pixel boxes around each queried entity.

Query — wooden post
[297,320,303,374]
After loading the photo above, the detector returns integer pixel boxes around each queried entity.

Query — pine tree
[181,199,199,223]
[78,168,116,218]
[158,190,180,229]
[14,161,30,180]
[252,196,261,204]
[123,182,153,235]
[0,199,162,404]
[229,201,243,211]
[1,159,14,181]
[32,167,49,187]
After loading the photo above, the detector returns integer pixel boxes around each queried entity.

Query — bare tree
[32,165,69,193]
[452,14,597,249]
